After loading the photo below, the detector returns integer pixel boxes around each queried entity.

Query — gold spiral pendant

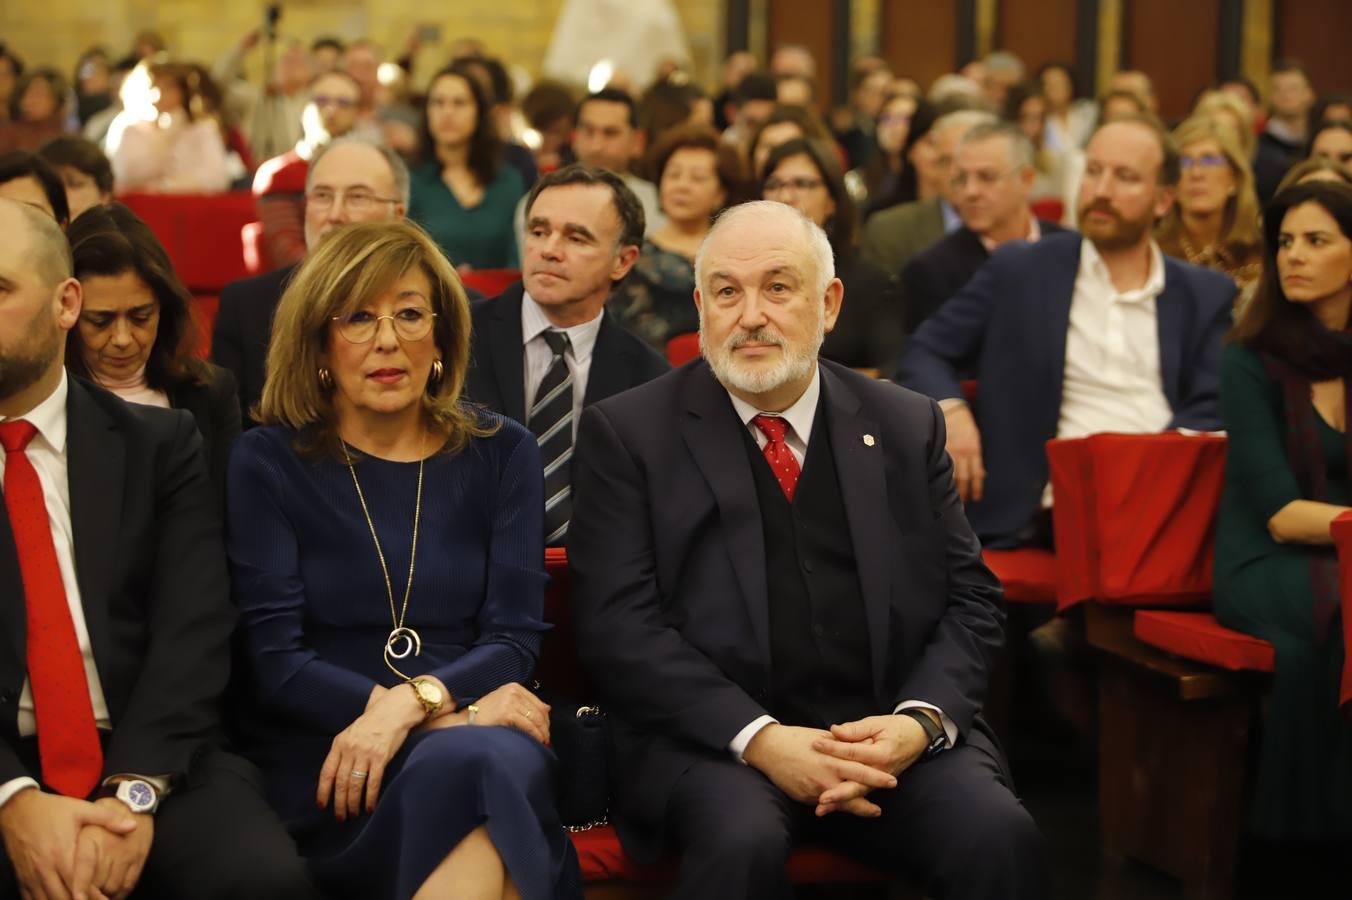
[386,627,422,660]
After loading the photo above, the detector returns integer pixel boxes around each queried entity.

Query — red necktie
[752,415,801,502]
[0,420,102,798]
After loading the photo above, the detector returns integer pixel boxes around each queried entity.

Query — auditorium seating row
[127,192,1344,899]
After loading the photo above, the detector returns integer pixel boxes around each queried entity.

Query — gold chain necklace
[343,432,426,681]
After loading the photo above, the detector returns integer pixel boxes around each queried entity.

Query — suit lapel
[678,365,772,666]
[1033,238,1082,422]
[64,381,122,682]
[1154,262,1187,410]
[819,366,889,698]
[582,312,627,407]
[487,288,528,423]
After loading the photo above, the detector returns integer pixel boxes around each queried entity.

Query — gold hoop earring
[429,359,444,386]
[318,367,334,390]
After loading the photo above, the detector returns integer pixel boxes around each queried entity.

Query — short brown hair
[648,124,748,211]
[524,164,646,249]
[257,219,493,460]
[1089,112,1180,186]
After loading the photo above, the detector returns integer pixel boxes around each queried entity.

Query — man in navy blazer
[465,164,668,544]
[571,201,1047,900]
[898,116,1236,548]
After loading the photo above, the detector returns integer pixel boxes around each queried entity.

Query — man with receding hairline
[571,200,1047,900]
[0,198,318,899]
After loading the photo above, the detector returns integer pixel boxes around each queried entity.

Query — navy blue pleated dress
[225,416,582,899]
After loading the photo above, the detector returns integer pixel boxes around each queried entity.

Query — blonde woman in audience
[1278,156,1352,191]
[1193,89,1256,161]
[110,60,232,192]
[1155,116,1262,305]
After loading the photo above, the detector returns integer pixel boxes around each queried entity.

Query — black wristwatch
[898,709,947,761]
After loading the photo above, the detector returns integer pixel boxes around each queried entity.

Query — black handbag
[547,701,610,831]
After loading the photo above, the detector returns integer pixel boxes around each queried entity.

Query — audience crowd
[1,24,1351,900]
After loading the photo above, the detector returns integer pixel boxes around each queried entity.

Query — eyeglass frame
[329,309,439,344]
[1179,153,1230,171]
[949,164,1026,192]
[305,187,403,213]
[763,175,826,194]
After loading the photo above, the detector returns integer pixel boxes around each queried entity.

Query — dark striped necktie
[529,330,574,546]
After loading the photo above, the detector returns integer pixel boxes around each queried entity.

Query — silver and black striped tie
[530,330,574,546]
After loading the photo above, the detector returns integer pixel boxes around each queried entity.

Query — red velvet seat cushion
[459,268,522,296]
[120,192,257,293]
[984,548,1057,604]
[569,826,887,883]
[1133,611,1275,673]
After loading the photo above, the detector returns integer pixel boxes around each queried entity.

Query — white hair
[933,109,1000,140]
[695,200,835,296]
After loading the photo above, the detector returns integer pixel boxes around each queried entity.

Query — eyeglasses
[313,94,357,110]
[764,176,824,194]
[1180,154,1228,170]
[306,188,401,213]
[330,307,437,343]
[949,165,1021,190]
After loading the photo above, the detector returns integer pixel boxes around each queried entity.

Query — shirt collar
[939,199,962,234]
[521,290,604,361]
[1079,237,1166,303]
[726,365,821,443]
[0,369,67,454]
[978,214,1042,253]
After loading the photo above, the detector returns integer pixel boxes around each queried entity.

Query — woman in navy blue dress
[226,218,581,899]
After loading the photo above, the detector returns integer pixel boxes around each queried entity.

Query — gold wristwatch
[408,678,445,720]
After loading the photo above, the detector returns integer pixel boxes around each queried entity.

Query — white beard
[701,315,825,397]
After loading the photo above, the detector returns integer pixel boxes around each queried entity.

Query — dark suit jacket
[859,197,947,278]
[897,232,1236,546]
[569,360,1005,856]
[900,220,1068,334]
[0,378,236,786]
[211,263,297,428]
[167,363,241,504]
[464,283,670,424]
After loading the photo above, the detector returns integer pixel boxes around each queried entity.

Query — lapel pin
[862,434,875,447]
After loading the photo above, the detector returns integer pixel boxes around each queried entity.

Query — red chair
[192,295,220,358]
[664,333,700,367]
[1331,511,1352,710]
[537,549,893,893]
[119,192,257,293]
[1031,197,1064,223]
[459,268,522,296]
[983,548,1056,604]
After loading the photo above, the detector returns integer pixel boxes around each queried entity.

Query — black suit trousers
[665,731,1049,900]
[0,749,319,900]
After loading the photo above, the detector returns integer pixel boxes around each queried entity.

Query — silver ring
[350,770,368,779]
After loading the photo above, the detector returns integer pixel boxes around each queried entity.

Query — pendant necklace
[343,430,427,681]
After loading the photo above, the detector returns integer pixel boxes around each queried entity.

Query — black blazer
[900,220,1069,334]
[819,255,904,371]
[167,362,241,504]
[0,378,236,785]
[569,360,1005,855]
[211,263,297,428]
[464,283,670,424]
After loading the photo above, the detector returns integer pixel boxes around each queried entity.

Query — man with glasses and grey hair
[901,120,1068,334]
[215,136,470,428]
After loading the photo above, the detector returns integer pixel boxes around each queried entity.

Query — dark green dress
[1212,342,1352,840]
[408,162,525,269]
[606,240,699,353]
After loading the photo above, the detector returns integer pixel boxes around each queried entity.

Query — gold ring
[350,770,368,779]
[467,704,480,725]
[524,709,534,719]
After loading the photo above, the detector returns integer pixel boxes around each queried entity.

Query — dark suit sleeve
[1167,279,1235,432]
[571,404,768,752]
[210,287,246,422]
[204,367,242,504]
[102,412,236,780]
[900,257,944,335]
[893,401,1006,734]
[895,250,1006,400]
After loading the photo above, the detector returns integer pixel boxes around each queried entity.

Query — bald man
[570,201,1048,900]
[0,198,317,899]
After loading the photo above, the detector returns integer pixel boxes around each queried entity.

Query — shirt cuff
[894,701,958,748]
[728,715,778,763]
[0,777,39,810]
[938,398,968,412]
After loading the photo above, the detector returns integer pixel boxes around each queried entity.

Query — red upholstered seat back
[983,548,1057,604]
[1047,432,1227,610]
[665,332,701,367]
[1031,197,1064,223]
[119,192,257,293]
[459,269,522,296]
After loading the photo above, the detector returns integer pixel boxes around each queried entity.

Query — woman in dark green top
[409,62,524,270]
[1215,181,1352,841]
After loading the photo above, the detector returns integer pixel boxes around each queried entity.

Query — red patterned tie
[752,415,801,502]
[0,420,102,798]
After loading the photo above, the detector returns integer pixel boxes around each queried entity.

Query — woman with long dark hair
[409,61,525,270]
[1215,180,1352,842]
[65,202,240,498]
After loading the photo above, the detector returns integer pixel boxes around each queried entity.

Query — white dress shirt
[522,291,604,441]
[0,372,112,808]
[721,368,957,761]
